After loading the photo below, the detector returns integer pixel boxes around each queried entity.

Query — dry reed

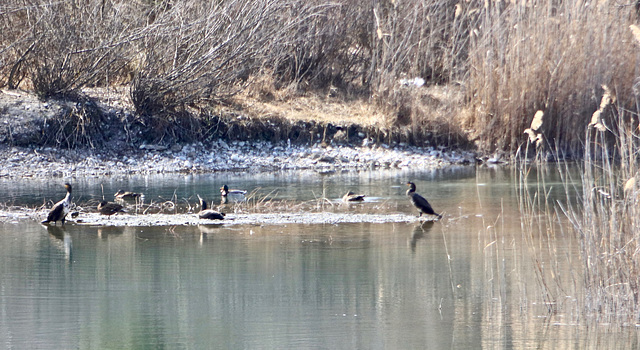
[514,101,640,323]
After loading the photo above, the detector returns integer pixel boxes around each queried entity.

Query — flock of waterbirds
[40,182,441,226]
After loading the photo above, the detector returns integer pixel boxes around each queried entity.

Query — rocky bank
[0,88,478,179]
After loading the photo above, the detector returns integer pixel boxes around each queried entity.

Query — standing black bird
[198,195,225,220]
[342,191,365,202]
[42,183,73,225]
[97,201,125,216]
[406,182,442,219]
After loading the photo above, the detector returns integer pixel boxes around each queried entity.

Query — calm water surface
[0,166,636,349]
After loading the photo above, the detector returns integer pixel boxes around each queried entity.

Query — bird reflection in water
[97,226,125,238]
[198,224,221,245]
[46,225,73,261]
[409,221,435,253]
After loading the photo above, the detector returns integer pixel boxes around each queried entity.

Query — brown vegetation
[515,101,640,322]
[1,0,639,155]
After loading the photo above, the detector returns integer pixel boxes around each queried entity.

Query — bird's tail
[41,219,49,224]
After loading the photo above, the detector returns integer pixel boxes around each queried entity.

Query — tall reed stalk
[517,103,640,323]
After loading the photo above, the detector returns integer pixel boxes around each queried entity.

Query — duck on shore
[198,195,225,220]
[342,191,365,202]
[42,183,73,225]
[406,182,442,220]
[97,201,125,216]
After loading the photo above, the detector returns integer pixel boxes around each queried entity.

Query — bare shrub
[1,0,143,98]
[129,0,318,141]
[39,98,105,148]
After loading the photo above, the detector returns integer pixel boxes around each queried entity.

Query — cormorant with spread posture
[342,191,365,202]
[406,182,441,219]
[42,183,73,225]
[97,201,125,216]
[198,195,225,220]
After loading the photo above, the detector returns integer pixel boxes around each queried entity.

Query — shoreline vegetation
[2,1,639,160]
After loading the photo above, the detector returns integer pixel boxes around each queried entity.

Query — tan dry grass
[231,82,466,131]
[232,93,388,127]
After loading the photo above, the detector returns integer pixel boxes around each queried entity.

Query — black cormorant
[198,195,225,220]
[406,182,441,219]
[41,183,72,225]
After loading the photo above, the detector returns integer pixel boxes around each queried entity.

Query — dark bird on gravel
[97,201,125,216]
[406,182,441,220]
[42,183,73,225]
[342,191,365,202]
[198,195,225,220]
[114,190,142,200]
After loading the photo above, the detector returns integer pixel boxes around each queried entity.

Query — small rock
[318,156,335,163]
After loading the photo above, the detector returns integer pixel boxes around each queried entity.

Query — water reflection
[1,165,631,348]
[409,221,435,253]
[96,226,125,238]
[46,224,72,261]
[198,224,223,245]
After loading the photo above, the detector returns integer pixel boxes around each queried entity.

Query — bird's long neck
[63,190,71,203]
[201,200,208,210]
[406,188,415,195]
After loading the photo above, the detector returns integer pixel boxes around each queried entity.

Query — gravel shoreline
[0,88,479,179]
[0,140,476,179]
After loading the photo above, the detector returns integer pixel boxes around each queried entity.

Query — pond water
[0,166,636,348]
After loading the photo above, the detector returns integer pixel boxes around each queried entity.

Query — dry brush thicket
[1,0,640,154]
